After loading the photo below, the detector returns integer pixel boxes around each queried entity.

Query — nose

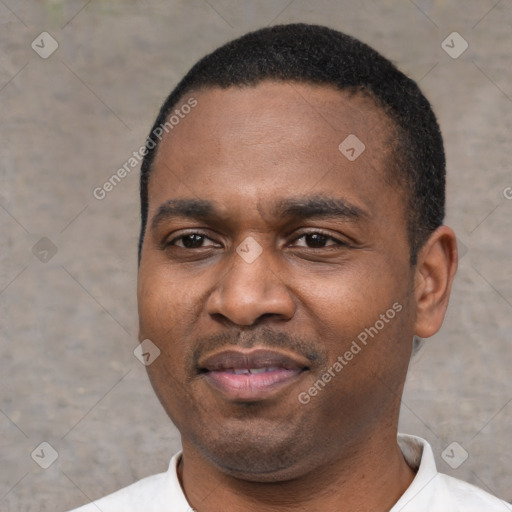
[205,240,296,326]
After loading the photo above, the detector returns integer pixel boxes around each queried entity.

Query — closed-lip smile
[197,348,310,401]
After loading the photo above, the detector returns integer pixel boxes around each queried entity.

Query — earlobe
[413,226,458,339]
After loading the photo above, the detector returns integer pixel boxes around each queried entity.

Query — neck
[178,430,416,512]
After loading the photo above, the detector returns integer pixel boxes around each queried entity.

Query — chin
[206,449,306,482]
[190,422,318,482]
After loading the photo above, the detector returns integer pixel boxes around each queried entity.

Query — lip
[198,348,310,402]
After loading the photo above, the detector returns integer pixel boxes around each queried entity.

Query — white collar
[168,434,505,512]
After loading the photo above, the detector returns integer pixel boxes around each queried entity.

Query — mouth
[197,348,310,402]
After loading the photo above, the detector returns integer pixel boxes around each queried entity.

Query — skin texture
[137,82,458,511]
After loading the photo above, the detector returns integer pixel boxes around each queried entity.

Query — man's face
[137,82,417,480]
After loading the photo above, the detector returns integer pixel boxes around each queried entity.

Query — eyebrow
[150,195,368,232]
[151,198,221,232]
[272,195,368,222]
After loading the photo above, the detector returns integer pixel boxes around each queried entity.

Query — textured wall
[1,1,511,510]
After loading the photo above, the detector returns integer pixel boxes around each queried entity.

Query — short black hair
[139,23,445,265]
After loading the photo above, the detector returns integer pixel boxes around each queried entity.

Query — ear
[413,225,458,338]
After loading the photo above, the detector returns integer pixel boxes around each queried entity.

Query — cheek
[138,270,197,416]
[301,259,401,327]
[138,266,182,339]
[137,265,206,373]
[297,258,410,383]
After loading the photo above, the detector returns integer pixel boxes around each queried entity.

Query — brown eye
[167,232,219,249]
[291,232,345,249]
[304,233,330,248]
[180,234,206,248]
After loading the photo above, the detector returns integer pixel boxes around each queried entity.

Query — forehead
[157,81,393,155]
[148,82,401,222]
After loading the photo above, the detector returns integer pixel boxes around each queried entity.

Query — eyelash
[165,230,348,249]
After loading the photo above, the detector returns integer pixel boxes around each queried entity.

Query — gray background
[1,0,511,510]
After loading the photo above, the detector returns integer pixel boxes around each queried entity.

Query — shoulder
[395,434,511,511]
[66,452,191,512]
[68,471,170,512]
[438,473,512,511]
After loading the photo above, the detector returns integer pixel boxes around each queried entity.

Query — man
[70,23,510,511]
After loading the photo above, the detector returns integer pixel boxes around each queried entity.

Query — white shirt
[69,433,511,512]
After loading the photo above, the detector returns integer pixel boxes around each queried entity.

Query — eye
[166,232,220,249]
[290,231,347,249]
